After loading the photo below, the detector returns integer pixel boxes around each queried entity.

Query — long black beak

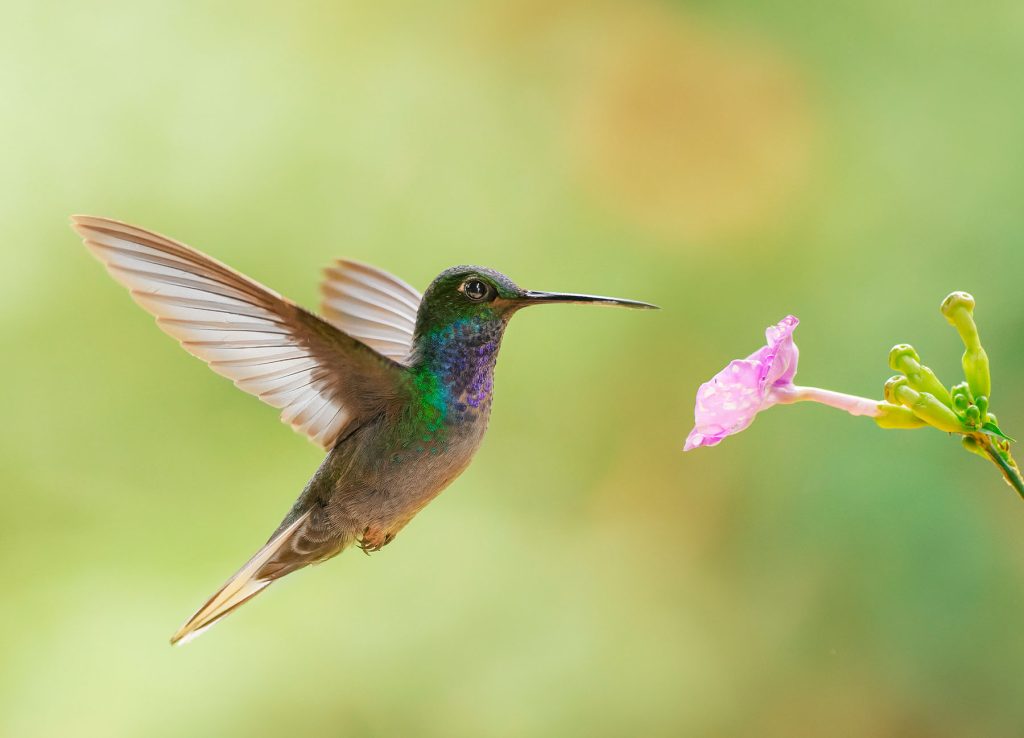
[518,290,659,309]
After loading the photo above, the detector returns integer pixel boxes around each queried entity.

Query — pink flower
[684,316,800,450]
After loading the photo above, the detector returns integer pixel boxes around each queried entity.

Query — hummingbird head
[408,265,656,413]
[414,265,657,338]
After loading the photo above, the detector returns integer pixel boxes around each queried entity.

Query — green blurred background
[4,0,1024,735]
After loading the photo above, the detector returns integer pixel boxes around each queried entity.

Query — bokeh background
[4,0,1024,735]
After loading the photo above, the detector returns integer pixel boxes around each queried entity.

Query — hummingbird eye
[461,279,491,302]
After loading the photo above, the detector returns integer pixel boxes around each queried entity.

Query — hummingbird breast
[267,317,510,568]
[313,317,507,538]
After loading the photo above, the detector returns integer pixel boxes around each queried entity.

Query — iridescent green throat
[409,315,506,433]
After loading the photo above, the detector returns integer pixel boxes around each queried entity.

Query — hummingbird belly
[288,401,491,557]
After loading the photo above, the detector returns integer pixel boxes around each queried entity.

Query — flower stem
[769,385,881,417]
[976,434,1024,500]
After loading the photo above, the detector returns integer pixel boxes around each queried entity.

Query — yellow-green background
[4,1,1024,735]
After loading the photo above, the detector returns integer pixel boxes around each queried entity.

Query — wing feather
[319,260,421,364]
[72,215,405,449]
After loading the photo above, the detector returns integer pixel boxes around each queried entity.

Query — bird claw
[358,527,395,554]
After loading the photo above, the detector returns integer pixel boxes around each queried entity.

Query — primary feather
[71,215,402,450]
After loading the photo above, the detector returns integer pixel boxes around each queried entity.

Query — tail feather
[170,511,311,646]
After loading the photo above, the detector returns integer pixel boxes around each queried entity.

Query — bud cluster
[881,292,1022,497]
[883,292,1004,440]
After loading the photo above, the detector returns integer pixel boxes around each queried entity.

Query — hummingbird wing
[72,215,406,450]
[319,260,421,364]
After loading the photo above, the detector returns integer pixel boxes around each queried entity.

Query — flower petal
[684,315,800,450]
[685,359,766,449]
[761,315,800,388]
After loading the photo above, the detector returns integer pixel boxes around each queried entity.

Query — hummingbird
[71,215,657,644]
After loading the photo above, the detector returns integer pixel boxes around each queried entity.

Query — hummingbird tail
[170,511,312,646]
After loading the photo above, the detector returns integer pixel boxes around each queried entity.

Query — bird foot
[358,527,395,554]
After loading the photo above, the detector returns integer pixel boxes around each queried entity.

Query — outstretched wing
[72,215,406,450]
[320,260,421,364]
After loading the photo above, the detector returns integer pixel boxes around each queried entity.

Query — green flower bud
[883,375,903,405]
[874,402,928,429]
[941,291,991,399]
[964,405,981,428]
[964,348,992,400]
[888,343,920,366]
[962,436,989,459]
[888,376,965,433]
[976,395,989,416]
[950,382,971,414]
[941,291,976,326]
[888,344,952,406]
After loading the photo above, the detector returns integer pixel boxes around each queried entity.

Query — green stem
[977,434,1024,501]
